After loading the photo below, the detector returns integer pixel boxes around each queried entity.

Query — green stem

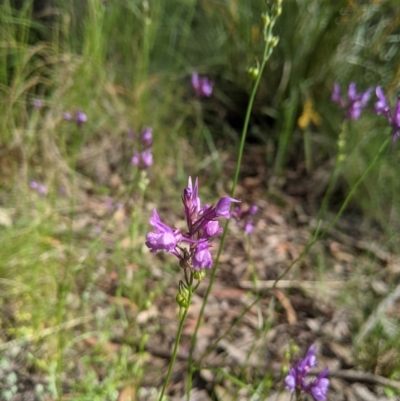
[158,286,192,401]
[186,12,277,399]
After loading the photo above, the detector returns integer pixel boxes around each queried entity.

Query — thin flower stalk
[146,177,239,401]
[186,1,282,398]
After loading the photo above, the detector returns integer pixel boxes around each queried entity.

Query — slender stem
[186,18,275,400]
[158,285,192,401]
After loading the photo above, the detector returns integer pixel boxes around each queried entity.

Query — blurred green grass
[1,0,400,399]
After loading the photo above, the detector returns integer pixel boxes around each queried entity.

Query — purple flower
[30,180,47,196]
[145,209,181,254]
[141,149,153,168]
[331,82,372,120]
[374,86,400,149]
[243,220,254,234]
[131,149,153,169]
[205,221,222,237]
[76,109,87,127]
[33,99,43,109]
[192,72,214,98]
[63,112,72,121]
[131,151,140,166]
[142,127,153,148]
[285,345,329,401]
[63,109,87,127]
[131,126,154,170]
[213,197,240,218]
[192,242,213,269]
[232,204,258,235]
[146,177,240,272]
[311,368,330,401]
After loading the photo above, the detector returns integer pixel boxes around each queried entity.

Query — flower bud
[261,13,270,27]
[268,36,279,48]
[176,293,189,308]
[247,67,260,79]
[193,269,206,281]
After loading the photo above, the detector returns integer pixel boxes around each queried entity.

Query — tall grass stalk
[186,1,282,398]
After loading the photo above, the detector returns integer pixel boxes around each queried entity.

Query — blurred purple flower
[63,112,72,121]
[33,99,43,109]
[192,72,214,98]
[331,82,372,120]
[30,180,47,196]
[76,109,87,127]
[142,127,153,147]
[232,204,258,235]
[285,345,329,401]
[146,177,239,271]
[131,149,153,170]
[131,126,154,170]
[63,109,87,127]
[131,151,140,166]
[374,86,400,149]
[141,149,153,168]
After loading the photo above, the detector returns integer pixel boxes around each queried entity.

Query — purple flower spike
[192,72,214,98]
[142,127,153,148]
[285,345,330,401]
[146,177,239,274]
[374,86,400,149]
[331,82,372,120]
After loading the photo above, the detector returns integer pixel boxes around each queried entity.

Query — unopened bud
[176,293,189,308]
[193,269,206,281]
[268,36,279,48]
[261,13,270,27]
[178,281,189,298]
[247,67,260,79]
